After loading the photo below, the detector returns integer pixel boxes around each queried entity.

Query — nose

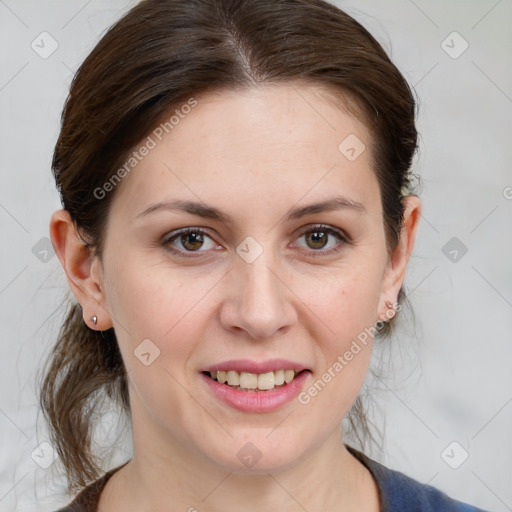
[219,251,297,340]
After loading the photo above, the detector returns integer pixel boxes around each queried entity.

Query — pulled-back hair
[39,0,419,494]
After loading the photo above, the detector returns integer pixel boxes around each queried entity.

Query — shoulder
[345,445,494,512]
[52,461,130,512]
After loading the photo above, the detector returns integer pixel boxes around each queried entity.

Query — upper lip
[202,358,310,374]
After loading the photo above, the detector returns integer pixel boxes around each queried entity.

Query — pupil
[308,231,327,249]
[183,232,203,250]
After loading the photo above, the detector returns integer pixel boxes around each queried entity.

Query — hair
[39,0,419,495]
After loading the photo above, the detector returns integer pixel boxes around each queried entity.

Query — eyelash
[161,224,350,259]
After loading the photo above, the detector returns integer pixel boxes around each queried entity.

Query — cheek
[105,266,214,427]
[299,262,382,338]
[103,256,218,365]
[300,264,382,394]
[297,272,379,423]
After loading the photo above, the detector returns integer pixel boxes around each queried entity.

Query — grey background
[0,0,511,511]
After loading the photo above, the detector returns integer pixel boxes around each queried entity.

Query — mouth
[202,369,309,392]
[200,359,312,411]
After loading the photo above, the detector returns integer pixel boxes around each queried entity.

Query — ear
[49,209,113,331]
[377,195,422,320]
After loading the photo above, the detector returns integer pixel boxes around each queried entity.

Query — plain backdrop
[0,0,511,511]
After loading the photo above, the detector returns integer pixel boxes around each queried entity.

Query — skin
[50,82,421,511]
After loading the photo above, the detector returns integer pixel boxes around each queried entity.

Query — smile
[204,369,302,391]
[200,358,311,412]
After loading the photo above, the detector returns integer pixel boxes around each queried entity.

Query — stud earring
[91,315,98,326]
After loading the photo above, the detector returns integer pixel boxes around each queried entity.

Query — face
[82,83,414,473]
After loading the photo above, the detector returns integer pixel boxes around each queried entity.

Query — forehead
[108,82,380,222]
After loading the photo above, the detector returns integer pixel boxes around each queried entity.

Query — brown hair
[39,0,419,494]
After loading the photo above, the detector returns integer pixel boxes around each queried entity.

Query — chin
[200,434,309,474]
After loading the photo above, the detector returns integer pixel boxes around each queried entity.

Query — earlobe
[49,209,113,330]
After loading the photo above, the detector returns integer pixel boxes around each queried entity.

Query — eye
[162,228,218,257]
[161,224,350,258]
[294,224,349,256]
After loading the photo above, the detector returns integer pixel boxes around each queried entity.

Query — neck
[100,422,378,511]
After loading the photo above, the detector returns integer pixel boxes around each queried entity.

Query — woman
[40,0,493,510]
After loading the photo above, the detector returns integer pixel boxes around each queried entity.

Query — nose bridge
[242,250,281,307]
[223,239,295,339]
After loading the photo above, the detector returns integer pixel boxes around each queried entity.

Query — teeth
[239,372,258,389]
[284,369,295,384]
[274,369,285,386]
[226,370,239,386]
[257,372,274,390]
[209,369,301,391]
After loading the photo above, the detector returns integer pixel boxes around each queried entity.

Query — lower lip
[200,371,310,413]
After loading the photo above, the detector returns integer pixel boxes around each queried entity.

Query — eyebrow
[135,196,366,223]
